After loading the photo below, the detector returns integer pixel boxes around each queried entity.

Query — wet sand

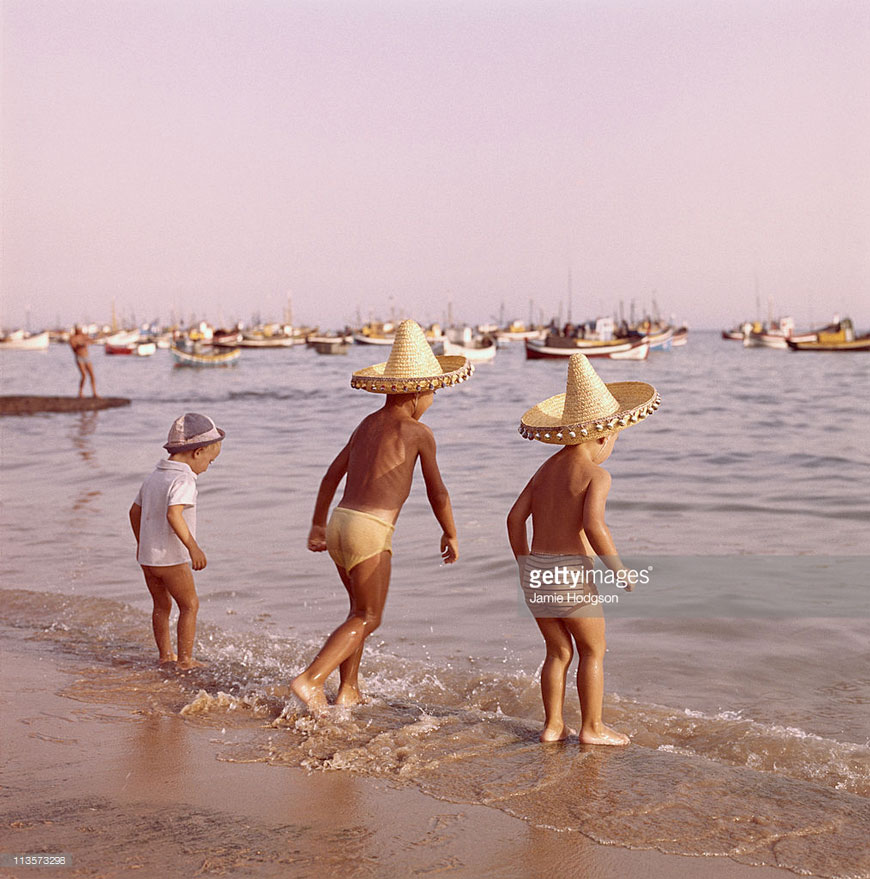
[0,396,130,416]
[1,634,792,879]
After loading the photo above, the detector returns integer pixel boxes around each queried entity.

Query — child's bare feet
[176,658,206,671]
[335,685,365,707]
[290,674,328,711]
[540,723,576,742]
[158,654,178,665]
[579,724,630,746]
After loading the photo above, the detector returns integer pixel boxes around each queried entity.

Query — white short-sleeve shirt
[134,459,198,566]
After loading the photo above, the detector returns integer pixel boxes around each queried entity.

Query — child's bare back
[338,407,436,523]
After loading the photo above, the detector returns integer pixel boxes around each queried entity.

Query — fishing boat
[354,321,397,345]
[235,327,295,348]
[643,325,674,351]
[525,336,649,360]
[0,330,50,350]
[786,319,870,352]
[671,325,689,346]
[170,342,240,367]
[307,333,352,355]
[442,335,497,362]
[105,337,156,356]
[743,317,828,349]
[722,323,751,341]
[495,322,546,343]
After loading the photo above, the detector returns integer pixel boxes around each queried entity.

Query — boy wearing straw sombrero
[291,320,473,711]
[507,353,660,744]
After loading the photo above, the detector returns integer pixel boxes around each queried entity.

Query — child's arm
[583,469,632,587]
[129,503,142,544]
[418,427,459,564]
[506,478,533,559]
[167,505,207,570]
[308,442,351,551]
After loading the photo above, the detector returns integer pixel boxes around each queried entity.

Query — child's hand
[190,547,207,571]
[307,524,327,552]
[440,533,458,564]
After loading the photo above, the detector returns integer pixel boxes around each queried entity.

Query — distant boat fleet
[0,314,693,367]
[722,316,869,352]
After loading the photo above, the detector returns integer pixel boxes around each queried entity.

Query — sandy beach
[1,626,795,879]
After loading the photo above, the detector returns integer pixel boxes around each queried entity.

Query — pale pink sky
[2,0,868,331]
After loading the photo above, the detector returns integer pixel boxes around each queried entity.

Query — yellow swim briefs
[326,507,395,573]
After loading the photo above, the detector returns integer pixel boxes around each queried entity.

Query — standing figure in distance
[69,325,98,397]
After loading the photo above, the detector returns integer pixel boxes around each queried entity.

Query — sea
[1,332,868,878]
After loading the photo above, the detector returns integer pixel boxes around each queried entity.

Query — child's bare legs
[535,618,577,741]
[335,565,365,707]
[564,616,629,745]
[142,563,204,670]
[291,551,390,710]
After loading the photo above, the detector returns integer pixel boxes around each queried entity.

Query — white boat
[525,336,650,360]
[0,330,50,350]
[442,336,497,362]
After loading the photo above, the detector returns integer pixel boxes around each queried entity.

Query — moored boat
[786,319,869,352]
[442,335,497,362]
[0,330,50,350]
[671,325,689,346]
[525,336,649,360]
[170,343,240,367]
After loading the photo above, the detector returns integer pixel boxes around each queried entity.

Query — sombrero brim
[519,382,660,444]
[351,356,474,393]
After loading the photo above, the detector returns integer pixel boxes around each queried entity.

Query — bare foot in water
[540,724,577,743]
[158,654,178,665]
[335,685,365,708]
[290,674,328,712]
[579,724,630,746]
[176,658,206,671]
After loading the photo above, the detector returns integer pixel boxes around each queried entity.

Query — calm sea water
[2,334,869,877]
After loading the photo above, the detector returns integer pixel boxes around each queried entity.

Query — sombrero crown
[519,353,660,444]
[351,319,474,393]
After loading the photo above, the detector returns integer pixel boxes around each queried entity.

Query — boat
[643,326,674,351]
[0,330,50,350]
[442,335,497,362]
[786,319,870,352]
[671,325,689,347]
[525,336,649,360]
[170,342,241,367]
[722,324,750,341]
[354,321,398,345]
[495,322,546,343]
[305,333,354,348]
[743,317,827,349]
[312,338,351,355]
[235,329,295,348]
[105,339,156,356]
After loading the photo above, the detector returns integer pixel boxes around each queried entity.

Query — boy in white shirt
[129,413,225,669]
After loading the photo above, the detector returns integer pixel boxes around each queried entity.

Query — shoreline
[1,630,792,879]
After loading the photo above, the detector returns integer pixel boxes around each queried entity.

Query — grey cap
[164,413,226,453]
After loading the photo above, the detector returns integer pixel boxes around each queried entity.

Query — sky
[2,0,868,332]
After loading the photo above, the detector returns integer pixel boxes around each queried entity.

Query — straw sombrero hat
[519,353,660,444]
[351,319,474,393]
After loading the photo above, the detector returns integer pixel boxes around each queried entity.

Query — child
[507,353,660,744]
[291,319,473,711]
[129,413,225,669]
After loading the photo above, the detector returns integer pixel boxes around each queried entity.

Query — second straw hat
[519,353,660,444]
[351,319,474,393]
